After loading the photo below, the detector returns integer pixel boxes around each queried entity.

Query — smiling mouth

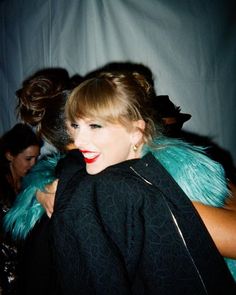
[80,150,100,164]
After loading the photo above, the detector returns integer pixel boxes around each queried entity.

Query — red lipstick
[84,155,99,164]
[79,150,99,164]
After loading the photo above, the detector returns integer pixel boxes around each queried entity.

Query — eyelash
[26,157,33,161]
[70,123,79,129]
[90,124,102,129]
[70,123,102,130]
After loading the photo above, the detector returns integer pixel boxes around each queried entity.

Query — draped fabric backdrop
[0,0,235,164]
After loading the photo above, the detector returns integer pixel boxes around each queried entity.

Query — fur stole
[4,153,63,240]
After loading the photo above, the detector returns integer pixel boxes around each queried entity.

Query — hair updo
[16,71,73,151]
[16,74,68,125]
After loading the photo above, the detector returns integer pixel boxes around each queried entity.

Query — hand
[225,181,236,211]
[36,179,59,218]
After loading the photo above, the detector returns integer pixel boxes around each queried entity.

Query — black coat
[18,149,84,295]
[51,153,236,295]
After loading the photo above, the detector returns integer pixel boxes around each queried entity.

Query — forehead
[16,145,40,158]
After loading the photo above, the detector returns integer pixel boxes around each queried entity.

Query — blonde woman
[51,71,236,294]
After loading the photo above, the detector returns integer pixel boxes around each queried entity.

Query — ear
[5,151,13,161]
[130,120,145,146]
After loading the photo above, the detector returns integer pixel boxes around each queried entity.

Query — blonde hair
[66,71,159,144]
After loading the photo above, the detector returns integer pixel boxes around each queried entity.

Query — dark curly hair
[16,69,82,151]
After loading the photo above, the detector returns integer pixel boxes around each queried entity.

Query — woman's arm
[193,195,236,259]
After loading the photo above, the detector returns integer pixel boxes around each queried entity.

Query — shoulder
[76,161,140,195]
[143,137,228,206]
[67,158,160,213]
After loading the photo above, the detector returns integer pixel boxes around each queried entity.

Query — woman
[51,71,236,294]
[0,123,41,294]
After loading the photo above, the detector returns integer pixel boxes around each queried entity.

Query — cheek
[20,160,30,171]
[105,140,131,164]
[13,161,26,176]
[12,158,21,169]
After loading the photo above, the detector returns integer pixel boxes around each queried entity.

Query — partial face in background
[70,118,144,175]
[7,145,40,179]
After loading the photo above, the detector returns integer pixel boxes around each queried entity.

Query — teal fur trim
[4,153,63,240]
[225,258,236,282]
[143,137,235,281]
[142,137,229,207]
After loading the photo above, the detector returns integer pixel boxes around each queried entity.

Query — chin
[86,167,100,175]
[87,170,97,175]
[86,164,105,175]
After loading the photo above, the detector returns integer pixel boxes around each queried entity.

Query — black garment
[51,153,236,295]
[18,214,54,295]
[17,149,84,295]
[0,206,19,295]
[0,176,19,295]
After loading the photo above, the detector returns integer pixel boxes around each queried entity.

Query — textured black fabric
[54,149,85,209]
[18,214,55,295]
[51,153,236,294]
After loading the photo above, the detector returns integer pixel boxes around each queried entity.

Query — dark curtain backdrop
[0,0,235,164]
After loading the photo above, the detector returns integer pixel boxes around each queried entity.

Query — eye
[70,123,79,129]
[25,157,33,161]
[90,123,102,129]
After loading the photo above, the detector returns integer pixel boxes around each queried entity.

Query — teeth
[83,153,98,159]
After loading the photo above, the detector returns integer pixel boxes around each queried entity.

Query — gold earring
[133,144,138,152]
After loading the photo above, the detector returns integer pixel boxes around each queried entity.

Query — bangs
[66,77,136,125]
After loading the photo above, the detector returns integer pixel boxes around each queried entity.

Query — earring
[133,144,138,152]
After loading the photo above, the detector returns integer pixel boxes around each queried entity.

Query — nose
[73,128,90,148]
[74,133,81,148]
[29,158,37,168]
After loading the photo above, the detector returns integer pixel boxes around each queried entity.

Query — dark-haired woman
[0,123,41,294]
